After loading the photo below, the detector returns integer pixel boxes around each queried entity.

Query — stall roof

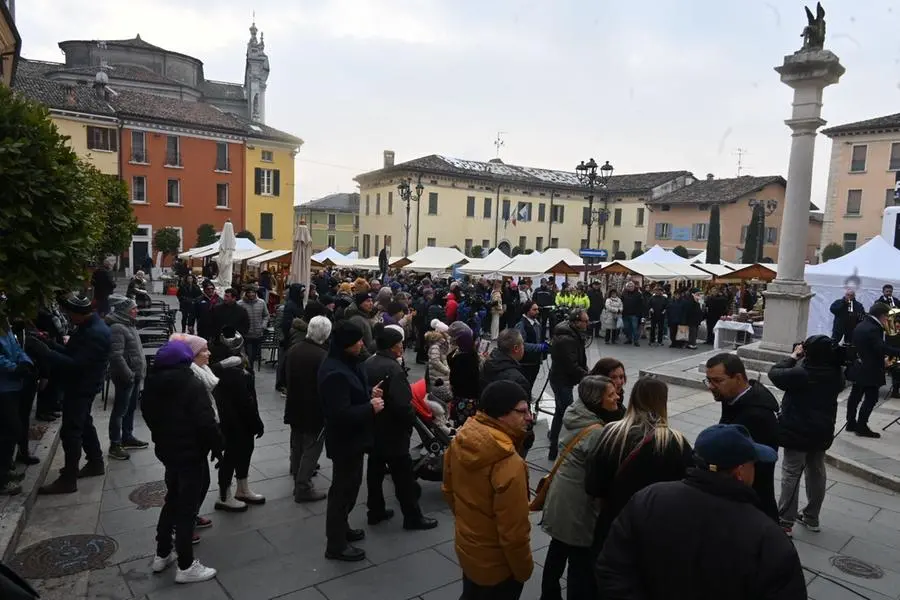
[458,248,512,275]
[632,244,690,264]
[311,247,346,264]
[247,250,292,267]
[179,237,265,259]
[496,249,582,277]
[597,260,711,280]
[718,263,778,281]
[691,263,736,277]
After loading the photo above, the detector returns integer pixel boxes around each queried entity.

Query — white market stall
[247,250,292,267]
[598,260,712,281]
[495,248,583,278]
[633,244,690,264]
[399,247,469,273]
[458,248,512,275]
[180,237,268,262]
[311,247,347,264]
[805,235,900,335]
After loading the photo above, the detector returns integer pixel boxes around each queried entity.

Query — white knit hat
[430,319,449,333]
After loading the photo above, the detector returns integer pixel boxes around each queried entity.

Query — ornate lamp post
[749,198,778,261]
[576,158,614,279]
[398,174,424,257]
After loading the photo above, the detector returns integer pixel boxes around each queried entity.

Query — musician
[829,289,865,344]
[846,303,900,438]
[874,284,900,310]
[875,285,900,398]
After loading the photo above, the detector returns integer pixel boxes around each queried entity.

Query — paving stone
[870,508,900,531]
[841,536,900,575]
[805,572,895,600]
[353,509,455,565]
[420,581,461,600]
[251,443,292,464]
[316,549,459,600]
[793,539,900,598]
[200,496,312,539]
[104,524,159,566]
[147,579,231,600]
[86,564,132,600]
[820,494,881,522]
[193,529,278,571]
[272,588,328,600]
[104,463,166,491]
[28,475,105,510]
[15,502,101,549]
[120,555,177,597]
[99,505,163,535]
[789,521,853,553]
[828,482,900,513]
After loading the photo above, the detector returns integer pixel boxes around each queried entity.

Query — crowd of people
[4,265,900,598]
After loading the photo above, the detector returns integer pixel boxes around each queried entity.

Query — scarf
[190,362,220,420]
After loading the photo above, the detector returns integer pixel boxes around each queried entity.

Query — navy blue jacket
[45,313,110,397]
[848,317,900,388]
[318,343,374,459]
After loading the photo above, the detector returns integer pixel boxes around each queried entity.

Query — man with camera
[768,336,844,535]
[846,303,900,438]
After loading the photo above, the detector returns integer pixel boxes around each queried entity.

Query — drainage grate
[830,555,884,579]
[9,534,117,579]
[128,480,168,509]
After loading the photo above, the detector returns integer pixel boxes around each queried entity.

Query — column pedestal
[760,280,814,353]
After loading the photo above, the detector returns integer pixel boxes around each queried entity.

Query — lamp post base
[760,279,815,353]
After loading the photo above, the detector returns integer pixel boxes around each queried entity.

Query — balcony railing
[165,153,182,167]
[215,159,231,172]
[131,150,148,163]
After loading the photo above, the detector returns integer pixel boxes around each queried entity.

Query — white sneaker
[151,552,177,573]
[175,560,217,584]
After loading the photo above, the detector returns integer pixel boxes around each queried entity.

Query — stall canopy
[598,260,711,281]
[347,256,382,270]
[395,246,467,270]
[458,248,512,275]
[632,244,690,263]
[179,237,266,261]
[311,247,346,264]
[496,248,583,277]
[247,250,292,267]
[805,235,900,335]
[718,263,778,282]
[692,263,736,277]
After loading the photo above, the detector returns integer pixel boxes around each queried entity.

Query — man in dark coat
[874,284,900,398]
[846,303,900,438]
[364,324,437,531]
[547,309,589,460]
[514,301,546,390]
[620,281,644,346]
[90,264,116,317]
[193,280,221,341]
[829,289,865,343]
[480,328,535,458]
[703,286,729,345]
[769,335,844,533]
[586,281,605,340]
[667,290,685,348]
[285,316,331,503]
[319,321,383,562]
[704,353,779,521]
[211,288,249,337]
[281,284,306,342]
[647,286,669,347]
[596,423,806,600]
[33,293,111,494]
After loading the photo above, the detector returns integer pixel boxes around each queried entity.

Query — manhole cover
[831,555,884,579]
[9,534,117,579]
[128,480,167,509]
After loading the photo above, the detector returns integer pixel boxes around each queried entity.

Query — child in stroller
[409,379,454,482]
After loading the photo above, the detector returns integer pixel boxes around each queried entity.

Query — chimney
[383,150,395,168]
[706,173,714,181]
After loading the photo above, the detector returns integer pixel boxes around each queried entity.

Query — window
[846,189,862,215]
[698,204,710,211]
[633,241,642,252]
[888,188,897,208]
[353,214,359,230]
[130,131,146,162]
[260,213,274,240]
[482,239,490,249]
[580,238,588,249]
[843,233,858,253]
[850,145,867,172]
[550,237,559,248]
[375,193,381,215]
[517,202,532,222]
[261,150,274,162]
[215,143,230,171]
[538,203,546,222]
[388,191,394,215]
[518,236,527,249]
[363,234,371,257]
[582,207,591,225]
[384,235,392,249]
[660,204,671,212]
[131,176,147,203]
[466,196,476,217]
[166,179,181,206]
[365,194,370,215]
[740,225,748,244]
[427,237,436,247]
[165,136,181,166]
[692,223,708,241]
[612,240,620,254]
[502,199,511,220]
[87,126,117,152]
[216,183,228,208]
[327,234,336,248]
[254,168,280,196]
[352,235,359,250]
[551,205,565,223]
[655,223,671,239]
[327,214,336,230]
[891,143,900,170]
[465,239,473,253]
[483,197,492,218]
[536,237,544,251]
[765,227,778,245]
[636,207,645,227]
[613,208,622,226]
[428,192,438,215]
[375,235,380,252]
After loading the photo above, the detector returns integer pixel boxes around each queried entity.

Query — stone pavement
[10,336,900,599]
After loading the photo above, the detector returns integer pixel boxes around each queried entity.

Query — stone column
[761,49,844,353]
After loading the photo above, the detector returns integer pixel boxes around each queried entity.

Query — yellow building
[354,151,693,259]
[0,0,20,88]
[297,193,360,253]
[245,135,303,250]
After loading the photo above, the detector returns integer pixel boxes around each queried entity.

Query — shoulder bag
[530,423,602,511]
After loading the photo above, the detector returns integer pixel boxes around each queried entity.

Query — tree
[236,230,256,243]
[0,86,105,318]
[760,256,775,263]
[77,164,135,260]
[821,242,844,262]
[672,245,689,259]
[469,245,483,258]
[511,246,522,257]
[631,247,645,259]
[196,223,217,247]
[154,227,181,263]
[741,204,763,263]
[706,204,721,264]
[613,251,628,260]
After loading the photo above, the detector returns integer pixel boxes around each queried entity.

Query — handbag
[676,325,690,342]
[530,424,602,511]
[615,316,624,330]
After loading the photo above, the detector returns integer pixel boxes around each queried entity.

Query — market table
[714,320,756,350]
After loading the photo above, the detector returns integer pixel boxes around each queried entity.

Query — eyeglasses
[512,407,532,416]
[703,376,732,386]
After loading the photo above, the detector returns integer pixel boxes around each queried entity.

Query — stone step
[735,341,792,364]
[736,357,779,375]
[694,363,774,387]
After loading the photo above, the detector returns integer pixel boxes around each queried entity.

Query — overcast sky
[15,0,900,207]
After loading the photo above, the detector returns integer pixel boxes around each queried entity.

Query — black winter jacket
[142,363,222,464]
[596,468,806,600]
[705,294,729,321]
[281,284,306,343]
[647,294,668,320]
[620,290,644,318]
[480,349,531,397]
[848,317,900,387]
[194,294,220,340]
[318,344,374,459]
[830,297,865,342]
[212,302,250,337]
[548,322,588,387]
[210,356,263,439]
[284,339,328,433]
[449,350,481,399]
[44,313,110,397]
[769,357,843,452]
[365,351,415,458]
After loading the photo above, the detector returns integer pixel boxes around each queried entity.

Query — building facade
[645,175,789,262]
[820,114,900,253]
[355,152,693,259]
[246,135,297,250]
[0,0,20,87]
[298,193,360,253]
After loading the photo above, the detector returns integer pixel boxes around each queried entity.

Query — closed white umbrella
[217,220,236,290]
[290,217,312,306]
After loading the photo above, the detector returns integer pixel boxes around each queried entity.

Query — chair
[261,328,278,368]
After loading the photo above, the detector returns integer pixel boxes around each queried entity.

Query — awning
[247,250,292,267]
[458,248,512,275]
[716,263,778,282]
[596,261,712,281]
[691,263,736,277]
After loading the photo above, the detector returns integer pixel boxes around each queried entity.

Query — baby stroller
[409,379,454,482]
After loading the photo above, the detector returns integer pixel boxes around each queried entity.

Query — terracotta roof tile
[822,113,900,136]
[646,175,786,206]
[12,74,116,116]
[302,193,360,212]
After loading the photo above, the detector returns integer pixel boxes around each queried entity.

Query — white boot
[234,478,266,505]
[214,485,248,512]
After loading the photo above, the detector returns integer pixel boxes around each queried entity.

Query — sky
[14,0,900,208]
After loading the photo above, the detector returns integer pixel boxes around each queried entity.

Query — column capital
[776,49,845,90]
[785,117,826,135]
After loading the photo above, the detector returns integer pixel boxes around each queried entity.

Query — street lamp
[398,174,424,257]
[749,198,778,262]
[576,158,614,279]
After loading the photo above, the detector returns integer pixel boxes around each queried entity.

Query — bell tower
[244,20,269,123]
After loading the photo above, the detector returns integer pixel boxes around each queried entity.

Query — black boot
[367,508,394,525]
[39,471,77,495]
[403,516,438,531]
[78,460,105,478]
[16,449,40,466]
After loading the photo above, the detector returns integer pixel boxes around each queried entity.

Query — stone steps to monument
[640,348,779,392]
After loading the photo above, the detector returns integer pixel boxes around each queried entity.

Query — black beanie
[374,323,404,350]
[354,292,372,307]
[386,301,405,316]
[332,320,364,349]
[480,380,528,418]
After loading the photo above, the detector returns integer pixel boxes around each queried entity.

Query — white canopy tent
[347,256,382,271]
[692,263,736,277]
[179,237,266,260]
[311,247,347,264]
[404,246,468,265]
[247,250,292,267]
[633,244,690,263]
[600,260,711,281]
[496,248,583,278]
[458,248,512,275]
[805,236,900,335]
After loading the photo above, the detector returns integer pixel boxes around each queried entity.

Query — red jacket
[445,296,459,322]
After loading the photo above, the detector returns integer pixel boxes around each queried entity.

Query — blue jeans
[109,378,140,445]
[548,382,574,456]
[622,316,639,342]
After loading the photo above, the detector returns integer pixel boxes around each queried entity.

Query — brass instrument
[887,308,900,367]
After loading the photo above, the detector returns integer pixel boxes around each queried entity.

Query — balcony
[165,153,182,168]
[130,150,148,164]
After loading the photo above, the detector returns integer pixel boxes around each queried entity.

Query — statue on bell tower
[244,19,270,123]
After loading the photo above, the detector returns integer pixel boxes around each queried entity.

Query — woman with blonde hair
[540,375,624,600]
[584,377,693,554]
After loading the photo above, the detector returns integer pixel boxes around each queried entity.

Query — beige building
[821,114,900,253]
[645,175,791,262]
[354,151,693,259]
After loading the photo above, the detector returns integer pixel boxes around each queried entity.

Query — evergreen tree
[672,245,689,259]
[196,223,217,247]
[741,204,763,264]
[706,204,721,264]
[821,242,844,262]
